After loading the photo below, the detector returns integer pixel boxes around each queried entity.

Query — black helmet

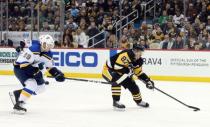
[132,43,145,51]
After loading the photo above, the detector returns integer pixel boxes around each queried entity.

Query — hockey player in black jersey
[102,43,154,110]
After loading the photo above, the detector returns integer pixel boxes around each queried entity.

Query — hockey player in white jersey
[9,34,65,114]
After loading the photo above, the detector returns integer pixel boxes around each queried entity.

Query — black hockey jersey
[106,49,143,76]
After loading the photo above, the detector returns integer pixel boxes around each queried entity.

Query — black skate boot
[44,80,49,85]
[113,101,126,110]
[9,89,22,105]
[13,101,27,114]
[137,101,149,108]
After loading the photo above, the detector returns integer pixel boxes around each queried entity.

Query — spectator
[65,16,78,30]
[76,27,89,48]
[139,39,149,49]
[63,28,73,48]
[158,10,169,26]
[173,11,184,27]
[153,27,164,43]
[106,33,117,48]
[162,33,176,49]
[119,35,130,49]
[204,35,210,50]
[187,37,197,50]
[172,35,184,49]
[160,34,169,49]
[70,5,79,18]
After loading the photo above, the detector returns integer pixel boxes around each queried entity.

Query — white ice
[0,75,210,127]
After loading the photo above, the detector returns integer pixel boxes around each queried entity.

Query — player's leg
[9,67,29,105]
[111,84,126,109]
[13,78,40,113]
[9,89,22,105]
[122,78,149,108]
[11,67,45,114]
[102,65,126,109]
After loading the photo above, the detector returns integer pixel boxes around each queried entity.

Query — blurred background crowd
[0,0,210,50]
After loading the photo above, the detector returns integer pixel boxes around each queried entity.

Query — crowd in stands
[0,0,210,50]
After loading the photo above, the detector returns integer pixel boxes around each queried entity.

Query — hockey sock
[19,79,38,102]
[19,88,34,102]
[132,93,142,104]
[111,85,121,101]
[14,89,22,102]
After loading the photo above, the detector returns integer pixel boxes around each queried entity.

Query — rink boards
[0,48,210,82]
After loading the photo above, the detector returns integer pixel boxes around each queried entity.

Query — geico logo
[52,51,98,67]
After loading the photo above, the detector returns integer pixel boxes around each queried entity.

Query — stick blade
[188,106,200,112]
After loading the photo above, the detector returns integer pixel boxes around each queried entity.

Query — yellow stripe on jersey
[20,63,30,68]
[21,90,32,98]
[42,54,52,60]
[32,52,40,55]
[102,65,113,81]
[133,67,142,76]
[115,52,131,68]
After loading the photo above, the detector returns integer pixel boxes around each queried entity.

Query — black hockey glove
[15,46,22,53]
[145,79,154,89]
[138,73,155,89]
[15,41,26,53]
[48,67,65,82]
[38,62,44,70]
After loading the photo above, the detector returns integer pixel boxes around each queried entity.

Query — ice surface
[0,75,210,127]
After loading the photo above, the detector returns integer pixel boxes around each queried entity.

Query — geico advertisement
[51,49,111,73]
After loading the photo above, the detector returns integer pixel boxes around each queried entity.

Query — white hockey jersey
[14,40,53,69]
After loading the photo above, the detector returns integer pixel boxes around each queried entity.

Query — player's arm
[40,53,65,82]
[133,58,154,89]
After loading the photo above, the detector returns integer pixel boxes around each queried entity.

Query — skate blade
[12,109,26,115]
[137,104,149,108]
[9,92,16,106]
[113,107,126,111]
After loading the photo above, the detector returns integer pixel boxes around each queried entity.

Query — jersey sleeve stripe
[42,54,52,60]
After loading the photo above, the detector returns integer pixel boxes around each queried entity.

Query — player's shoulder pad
[29,40,41,54]
[127,49,135,62]
[41,50,53,60]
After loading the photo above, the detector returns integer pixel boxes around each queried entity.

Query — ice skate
[137,101,149,108]
[113,101,126,111]
[13,101,27,115]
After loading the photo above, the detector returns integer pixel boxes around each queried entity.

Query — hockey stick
[154,87,200,111]
[47,76,110,84]
[48,76,200,111]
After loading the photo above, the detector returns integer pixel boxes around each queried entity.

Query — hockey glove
[15,46,22,53]
[38,62,44,70]
[145,80,154,89]
[15,41,26,53]
[138,73,155,89]
[48,67,65,82]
